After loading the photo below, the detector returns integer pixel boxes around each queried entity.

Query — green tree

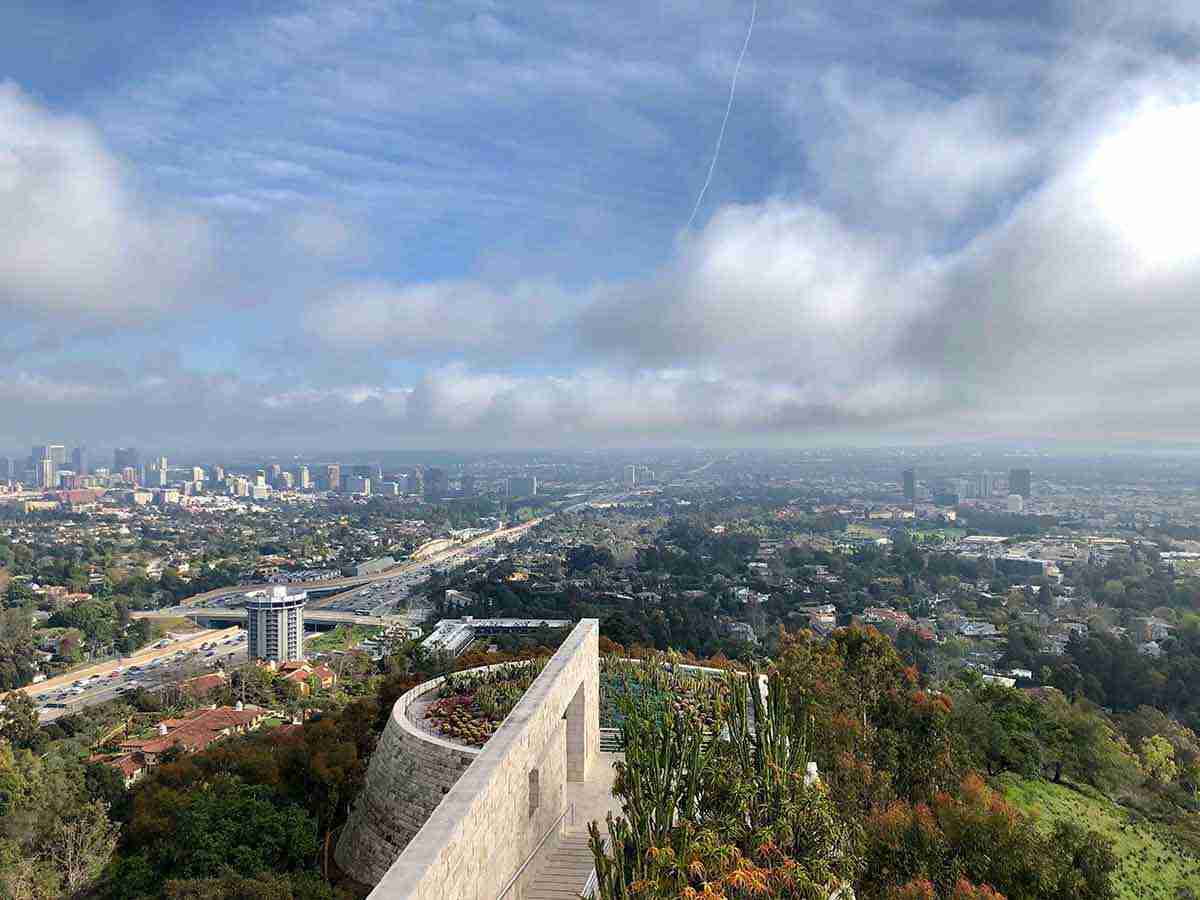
[0,691,44,752]
[1139,734,1177,785]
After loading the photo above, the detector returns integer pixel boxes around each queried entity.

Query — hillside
[997,775,1200,900]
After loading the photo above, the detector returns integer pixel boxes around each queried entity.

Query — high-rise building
[1009,468,1032,500]
[278,471,294,489]
[975,472,993,499]
[43,444,66,467]
[346,475,371,495]
[460,474,476,497]
[268,463,282,484]
[902,468,916,501]
[113,447,140,478]
[0,457,12,482]
[245,586,306,663]
[71,446,88,476]
[325,464,341,492]
[507,475,538,497]
[624,464,637,487]
[298,465,311,489]
[211,465,225,483]
[39,457,57,489]
[191,466,205,483]
[146,464,167,488]
[425,467,448,501]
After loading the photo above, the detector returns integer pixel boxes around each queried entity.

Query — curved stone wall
[335,671,482,883]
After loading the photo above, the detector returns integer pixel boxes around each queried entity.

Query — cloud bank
[5,1,1200,448]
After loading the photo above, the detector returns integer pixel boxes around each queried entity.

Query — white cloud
[303,278,577,355]
[0,82,211,322]
[806,70,1036,229]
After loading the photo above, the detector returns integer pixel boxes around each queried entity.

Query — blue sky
[4,1,1200,451]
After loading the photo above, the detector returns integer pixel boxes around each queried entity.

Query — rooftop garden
[424,659,547,747]
[600,654,736,732]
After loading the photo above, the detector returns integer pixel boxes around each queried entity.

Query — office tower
[346,475,370,495]
[460,474,476,497]
[191,466,205,483]
[975,472,992,499]
[298,465,311,489]
[41,444,66,467]
[254,470,267,488]
[902,468,916,501]
[113,447,140,475]
[325,464,341,492]
[1009,468,1032,500]
[39,457,57,489]
[245,586,306,662]
[146,464,166,488]
[278,471,294,489]
[507,475,538,497]
[352,464,373,479]
[424,467,448,501]
[1007,494,1025,513]
[267,463,282,484]
[624,464,637,487]
[409,467,424,497]
[71,446,88,476]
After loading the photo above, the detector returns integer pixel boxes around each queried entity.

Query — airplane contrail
[685,0,758,231]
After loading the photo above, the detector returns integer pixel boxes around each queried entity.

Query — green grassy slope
[996,775,1200,900]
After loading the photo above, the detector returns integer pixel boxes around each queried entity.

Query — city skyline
[5,2,1200,449]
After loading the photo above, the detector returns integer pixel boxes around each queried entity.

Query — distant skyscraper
[507,475,538,497]
[975,472,993,499]
[346,475,371,495]
[902,468,916,501]
[71,446,88,476]
[113,447,139,473]
[624,464,637,487]
[460,474,476,497]
[191,466,205,483]
[0,457,12,481]
[47,444,66,467]
[267,463,282,484]
[425,467,448,501]
[325,464,341,492]
[38,457,57,489]
[298,465,311,489]
[1009,468,1032,499]
[211,464,225,483]
[246,586,306,663]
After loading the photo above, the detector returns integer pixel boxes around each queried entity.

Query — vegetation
[998,775,1200,900]
[424,659,546,746]
[599,654,734,732]
[590,627,1122,900]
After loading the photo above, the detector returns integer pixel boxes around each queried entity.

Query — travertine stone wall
[361,619,599,900]
[334,679,479,882]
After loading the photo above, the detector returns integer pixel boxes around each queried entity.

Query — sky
[3,0,1200,452]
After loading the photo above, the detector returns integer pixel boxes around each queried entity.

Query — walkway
[522,751,623,900]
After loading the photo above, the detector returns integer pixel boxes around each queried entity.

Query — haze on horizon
[3,1,1200,451]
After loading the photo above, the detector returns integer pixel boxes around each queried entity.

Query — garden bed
[423,659,547,747]
[600,655,735,732]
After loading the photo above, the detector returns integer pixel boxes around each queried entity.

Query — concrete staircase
[522,830,597,900]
